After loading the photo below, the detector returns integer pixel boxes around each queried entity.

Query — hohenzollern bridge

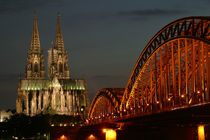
[78,16,210,140]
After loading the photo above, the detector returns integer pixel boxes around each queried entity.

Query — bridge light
[88,134,96,140]
[146,103,149,106]
[60,135,67,140]
[131,107,133,110]
[111,112,114,115]
[168,98,171,101]
[117,111,120,114]
[197,90,201,94]
[156,101,159,104]
[181,94,185,98]
[138,106,141,108]
[103,129,117,140]
[123,109,126,112]
[198,125,205,140]
[189,98,192,104]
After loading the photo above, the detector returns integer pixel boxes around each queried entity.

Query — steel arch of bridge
[88,16,210,123]
[88,88,124,119]
[121,16,210,109]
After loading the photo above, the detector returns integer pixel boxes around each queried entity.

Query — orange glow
[181,94,185,98]
[59,135,67,140]
[103,129,107,133]
[88,134,96,140]
[197,90,201,94]
[198,125,205,140]
[105,129,116,140]
[168,98,171,101]
[189,98,192,104]
[156,101,159,104]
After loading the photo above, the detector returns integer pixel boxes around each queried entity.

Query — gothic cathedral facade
[16,12,90,117]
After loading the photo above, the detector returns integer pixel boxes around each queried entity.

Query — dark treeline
[0,113,83,139]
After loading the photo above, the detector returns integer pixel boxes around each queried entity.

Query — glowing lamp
[198,125,205,140]
[60,135,67,140]
[88,134,96,140]
[103,129,117,140]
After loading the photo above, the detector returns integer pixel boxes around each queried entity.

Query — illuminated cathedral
[16,12,90,116]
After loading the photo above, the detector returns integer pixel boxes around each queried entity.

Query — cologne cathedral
[16,12,90,116]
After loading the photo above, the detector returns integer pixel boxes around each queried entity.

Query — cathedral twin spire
[55,12,64,51]
[25,12,70,79]
[30,12,40,52]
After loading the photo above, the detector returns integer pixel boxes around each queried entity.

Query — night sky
[0,0,209,110]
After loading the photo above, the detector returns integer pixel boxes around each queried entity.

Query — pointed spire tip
[33,11,37,17]
[57,12,61,17]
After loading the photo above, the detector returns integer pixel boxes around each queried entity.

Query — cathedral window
[59,63,63,73]
[34,63,38,72]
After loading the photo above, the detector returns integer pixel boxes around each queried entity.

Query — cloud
[0,0,64,15]
[118,9,186,17]
[69,9,187,23]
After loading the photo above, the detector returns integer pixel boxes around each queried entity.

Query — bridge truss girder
[88,88,123,121]
[125,38,209,114]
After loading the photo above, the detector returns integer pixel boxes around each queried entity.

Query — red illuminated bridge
[81,16,210,140]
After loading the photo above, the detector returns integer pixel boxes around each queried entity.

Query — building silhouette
[16,12,90,116]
